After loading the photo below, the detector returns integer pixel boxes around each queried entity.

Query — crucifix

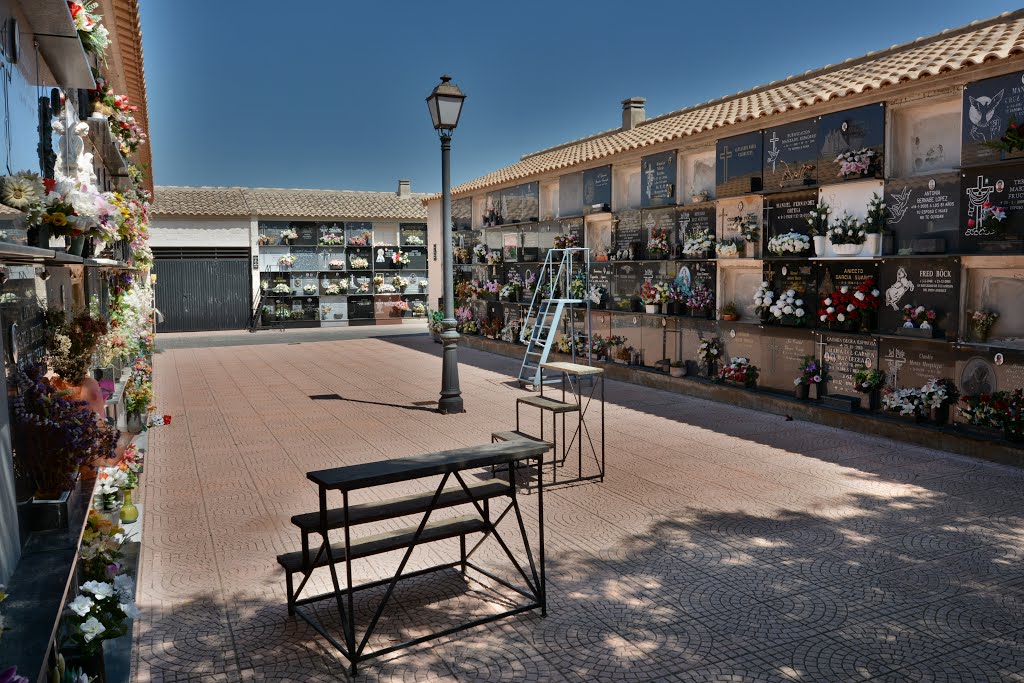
[767,132,780,171]
[719,145,732,179]
[764,336,785,376]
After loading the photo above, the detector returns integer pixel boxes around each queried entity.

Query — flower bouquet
[646,228,669,259]
[899,304,937,337]
[485,250,503,266]
[853,366,886,410]
[481,279,501,299]
[303,284,318,294]
[819,278,880,331]
[687,284,714,318]
[769,289,807,326]
[272,283,290,295]
[280,228,298,243]
[640,281,667,313]
[405,234,425,246]
[920,378,959,423]
[835,148,878,179]
[698,337,723,374]
[454,246,470,263]
[719,357,759,388]
[682,230,713,258]
[553,233,579,249]
[882,386,924,418]
[767,232,811,256]
[793,355,828,399]
[738,212,760,250]
[328,259,345,270]
[967,202,1008,239]
[350,256,370,270]
[392,300,411,316]
[320,232,344,246]
[473,243,489,263]
[377,283,397,294]
[257,234,275,246]
[969,310,999,342]
[278,254,297,267]
[753,281,775,322]
[863,193,887,255]
[391,250,411,267]
[324,282,345,295]
[347,232,370,246]
[392,275,409,292]
[958,389,1024,441]
[715,238,740,258]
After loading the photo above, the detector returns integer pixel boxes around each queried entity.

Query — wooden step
[291,480,508,533]
[491,431,553,447]
[517,395,580,413]
[277,515,486,572]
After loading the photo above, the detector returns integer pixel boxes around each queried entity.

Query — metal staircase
[517,247,592,388]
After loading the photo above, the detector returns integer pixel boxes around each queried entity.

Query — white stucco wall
[149,216,252,248]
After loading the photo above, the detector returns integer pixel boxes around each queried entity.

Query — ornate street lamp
[426,75,466,414]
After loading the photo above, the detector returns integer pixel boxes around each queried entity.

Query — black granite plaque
[501,185,523,224]
[614,210,642,260]
[878,257,960,338]
[485,190,503,226]
[884,173,960,254]
[765,261,816,324]
[817,104,885,181]
[291,247,318,271]
[673,260,716,304]
[346,221,373,242]
[757,328,817,393]
[879,338,957,390]
[822,333,879,396]
[641,151,677,207]
[583,165,612,214]
[765,190,818,239]
[293,222,318,246]
[675,207,715,258]
[642,207,677,258]
[589,262,613,306]
[559,172,584,218]
[521,182,540,222]
[817,261,879,298]
[611,262,642,310]
[959,163,1024,252]
[453,197,473,231]
[561,217,585,250]
[403,247,427,270]
[716,131,763,198]
[763,117,818,193]
[962,71,1024,167]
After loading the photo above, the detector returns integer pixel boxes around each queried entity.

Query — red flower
[43,177,57,193]
[983,201,993,208]
[967,218,976,228]
[68,2,83,18]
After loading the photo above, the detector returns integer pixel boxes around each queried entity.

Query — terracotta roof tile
[442,12,1024,199]
[153,186,429,220]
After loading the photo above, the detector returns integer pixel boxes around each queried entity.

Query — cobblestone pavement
[134,334,1024,682]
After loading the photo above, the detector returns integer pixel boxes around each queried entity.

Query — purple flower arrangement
[12,362,120,499]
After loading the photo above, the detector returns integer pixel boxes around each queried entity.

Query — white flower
[827,307,835,314]
[795,299,803,306]
[783,305,794,314]
[787,290,796,297]
[68,595,94,617]
[872,289,880,297]
[2,174,43,209]
[847,304,856,312]
[761,281,768,287]
[823,298,832,306]
[795,308,805,317]
[82,581,114,599]
[120,601,140,619]
[837,313,846,321]
[114,574,135,601]
[854,291,865,301]
[840,286,849,294]
[820,314,827,321]
[80,616,105,643]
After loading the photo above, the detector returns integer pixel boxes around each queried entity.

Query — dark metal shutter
[153,248,252,332]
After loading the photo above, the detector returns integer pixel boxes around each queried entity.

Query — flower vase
[706,361,717,378]
[670,365,687,378]
[972,326,989,344]
[867,390,881,411]
[810,382,827,400]
[661,303,669,315]
[865,233,882,256]
[812,236,827,257]
[29,225,50,249]
[744,241,757,258]
[120,489,139,523]
[795,384,809,400]
[830,241,863,256]
[644,304,659,314]
[930,404,950,426]
[126,411,146,434]
[67,234,86,256]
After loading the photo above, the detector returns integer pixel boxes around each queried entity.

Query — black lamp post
[426,75,466,414]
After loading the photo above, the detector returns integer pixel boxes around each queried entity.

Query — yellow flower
[49,212,68,227]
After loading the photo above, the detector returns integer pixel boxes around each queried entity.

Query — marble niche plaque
[961,70,1024,167]
[612,262,643,310]
[959,163,1024,253]
[879,338,956,389]
[642,207,677,259]
[583,165,612,214]
[956,348,1024,399]
[292,222,318,246]
[764,261,817,326]
[878,257,960,338]
[589,262,614,308]
[452,197,473,231]
[721,325,763,367]
[641,150,677,208]
[675,206,715,259]
[822,333,879,396]
[562,217,585,249]
[716,131,763,198]
[817,104,885,181]
[613,210,642,260]
[763,117,818,193]
[559,172,584,218]
[756,328,817,393]
[765,190,817,240]
[884,173,960,254]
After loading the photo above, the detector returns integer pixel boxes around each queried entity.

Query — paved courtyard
[134,331,1024,682]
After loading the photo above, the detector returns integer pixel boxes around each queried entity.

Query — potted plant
[863,193,886,256]
[969,310,999,343]
[794,356,829,400]
[697,337,723,377]
[667,281,689,315]
[807,201,830,256]
[854,366,886,410]
[615,344,633,365]
[719,357,759,388]
[721,301,740,322]
[429,310,444,342]
[670,360,687,378]
[605,335,627,362]
[921,378,959,425]
[826,212,866,256]
[124,367,153,433]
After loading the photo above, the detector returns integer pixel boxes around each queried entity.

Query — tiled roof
[152,186,430,220]
[443,10,1024,198]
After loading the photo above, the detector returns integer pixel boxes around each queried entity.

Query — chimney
[397,179,411,198]
[621,97,646,130]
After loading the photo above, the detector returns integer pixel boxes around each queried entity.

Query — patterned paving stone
[135,333,1024,681]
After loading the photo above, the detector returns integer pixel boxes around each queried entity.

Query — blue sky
[140,0,1019,193]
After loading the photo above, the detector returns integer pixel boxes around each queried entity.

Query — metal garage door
[153,248,252,332]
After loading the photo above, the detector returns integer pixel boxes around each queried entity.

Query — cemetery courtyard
[134,330,1024,682]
